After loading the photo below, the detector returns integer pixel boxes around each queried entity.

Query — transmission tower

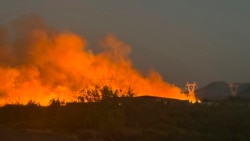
[228,83,239,96]
[185,82,198,98]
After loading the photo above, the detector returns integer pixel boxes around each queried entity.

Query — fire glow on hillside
[0,16,196,105]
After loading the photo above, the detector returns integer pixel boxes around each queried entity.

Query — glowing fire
[0,16,196,105]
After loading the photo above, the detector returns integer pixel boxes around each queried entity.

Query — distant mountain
[196,81,250,100]
[196,81,231,100]
[238,83,250,97]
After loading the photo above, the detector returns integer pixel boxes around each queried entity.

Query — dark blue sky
[1,0,250,87]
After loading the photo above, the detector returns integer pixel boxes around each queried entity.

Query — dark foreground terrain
[1,96,250,141]
[0,128,77,141]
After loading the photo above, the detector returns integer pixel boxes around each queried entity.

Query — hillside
[196,81,250,100]
[1,96,250,141]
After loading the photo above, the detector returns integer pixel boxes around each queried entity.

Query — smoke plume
[0,16,195,105]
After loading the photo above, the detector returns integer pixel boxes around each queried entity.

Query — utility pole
[185,82,198,99]
[228,83,239,96]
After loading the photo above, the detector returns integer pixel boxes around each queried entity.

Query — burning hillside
[0,16,196,105]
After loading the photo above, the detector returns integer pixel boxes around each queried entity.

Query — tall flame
[0,16,196,105]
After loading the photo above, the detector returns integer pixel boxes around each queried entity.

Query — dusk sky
[1,1,250,87]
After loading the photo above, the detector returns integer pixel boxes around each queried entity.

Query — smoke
[0,16,195,105]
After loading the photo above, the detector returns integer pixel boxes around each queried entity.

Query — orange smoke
[0,16,196,105]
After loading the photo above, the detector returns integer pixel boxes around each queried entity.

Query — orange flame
[0,16,196,105]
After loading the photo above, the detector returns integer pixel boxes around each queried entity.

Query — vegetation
[1,86,250,141]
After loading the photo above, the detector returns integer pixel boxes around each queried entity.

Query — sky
[0,0,250,87]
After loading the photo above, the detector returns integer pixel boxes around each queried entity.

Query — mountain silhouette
[196,81,250,100]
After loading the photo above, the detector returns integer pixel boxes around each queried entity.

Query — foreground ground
[1,96,250,141]
[0,128,77,141]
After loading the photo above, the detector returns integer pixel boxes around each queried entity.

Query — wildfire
[0,16,196,105]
